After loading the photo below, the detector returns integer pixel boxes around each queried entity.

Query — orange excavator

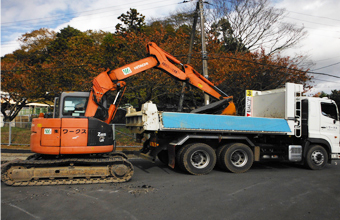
[1,42,236,186]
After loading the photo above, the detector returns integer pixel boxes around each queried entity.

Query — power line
[59,2,181,27]
[287,10,340,22]
[1,1,182,44]
[312,62,340,71]
[3,54,340,79]
[313,78,340,83]
[315,55,340,62]
[307,71,340,79]
[286,16,339,28]
[206,54,340,79]
[1,0,168,26]
[1,0,183,28]
[293,24,340,33]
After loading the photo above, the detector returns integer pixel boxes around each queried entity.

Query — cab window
[321,102,339,121]
[63,97,88,116]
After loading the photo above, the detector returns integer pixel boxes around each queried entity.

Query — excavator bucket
[190,98,237,115]
[221,99,237,115]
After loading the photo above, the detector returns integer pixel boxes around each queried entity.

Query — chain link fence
[1,122,141,147]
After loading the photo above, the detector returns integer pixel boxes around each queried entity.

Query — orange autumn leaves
[1,24,310,113]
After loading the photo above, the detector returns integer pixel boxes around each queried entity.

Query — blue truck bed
[161,112,291,133]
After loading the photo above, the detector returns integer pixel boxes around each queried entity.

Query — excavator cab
[52,91,111,121]
[30,91,115,155]
[53,92,90,118]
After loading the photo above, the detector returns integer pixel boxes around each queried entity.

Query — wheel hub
[311,151,324,165]
[190,150,210,169]
[230,150,248,167]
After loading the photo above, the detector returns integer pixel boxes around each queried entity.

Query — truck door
[320,102,340,149]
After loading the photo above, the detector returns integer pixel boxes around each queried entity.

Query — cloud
[1,0,69,23]
[1,0,185,55]
[275,0,340,94]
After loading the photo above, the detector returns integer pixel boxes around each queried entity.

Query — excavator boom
[86,42,236,122]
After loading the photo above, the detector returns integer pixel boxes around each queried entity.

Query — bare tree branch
[207,0,307,54]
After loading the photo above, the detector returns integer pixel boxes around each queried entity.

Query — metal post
[112,124,116,150]
[112,124,115,140]
[8,122,12,146]
[199,0,210,105]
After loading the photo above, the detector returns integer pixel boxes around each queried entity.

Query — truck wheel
[157,150,168,165]
[180,143,216,175]
[216,143,232,169]
[305,145,328,170]
[220,143,253,173]
[176,144,192,171]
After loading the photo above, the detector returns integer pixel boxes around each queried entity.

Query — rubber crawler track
[1,153,134,186]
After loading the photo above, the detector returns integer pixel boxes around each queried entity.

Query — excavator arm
[85,42,236,123]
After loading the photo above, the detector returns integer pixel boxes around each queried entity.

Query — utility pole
[177,2,199,112]
[199,0,209,105]
[177,0,209,111]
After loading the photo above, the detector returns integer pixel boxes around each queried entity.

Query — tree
[109,26,194,109]
[329,90,340,109]
[115,8,146,33]
[48,25,83,56]
[210,18,248,53]
[1,27,104,121]
[206,0,307,55]
[202,37,311,114]
[1,7,312,121]
[1,27,59,117]
[1,59,30,122]
[11,28,56,65]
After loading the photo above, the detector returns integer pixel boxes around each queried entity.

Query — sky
[1,0,340,95]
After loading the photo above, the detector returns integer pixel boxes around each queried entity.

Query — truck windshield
[63,97,88,117]
[321,102,339,121]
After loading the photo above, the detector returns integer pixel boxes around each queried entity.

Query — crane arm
[85,42,235,123]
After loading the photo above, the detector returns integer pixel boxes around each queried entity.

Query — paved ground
[2,158,340,220]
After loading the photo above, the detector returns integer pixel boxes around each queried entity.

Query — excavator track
[1,153,134,186]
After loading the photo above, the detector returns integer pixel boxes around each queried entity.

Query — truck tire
[176,144,192,171]
[305,145,328,170]
[216,143,232,169]
[220,143,253,173]
[179,143,216,175]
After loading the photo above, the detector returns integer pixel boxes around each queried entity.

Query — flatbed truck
[126,83,340,175]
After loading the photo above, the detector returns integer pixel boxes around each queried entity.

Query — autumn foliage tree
[1,8,311,121]
[205,39,311,114]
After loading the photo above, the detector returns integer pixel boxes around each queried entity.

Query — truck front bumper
[331,153,340,165]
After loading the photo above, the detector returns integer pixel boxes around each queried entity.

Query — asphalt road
[2,159,340,220]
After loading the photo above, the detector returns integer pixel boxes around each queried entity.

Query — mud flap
[167,144,176,169]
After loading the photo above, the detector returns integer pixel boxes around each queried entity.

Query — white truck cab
[307,97,340,159]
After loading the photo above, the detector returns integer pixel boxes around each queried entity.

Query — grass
[1,126,31,147]
[114,126,142,146]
